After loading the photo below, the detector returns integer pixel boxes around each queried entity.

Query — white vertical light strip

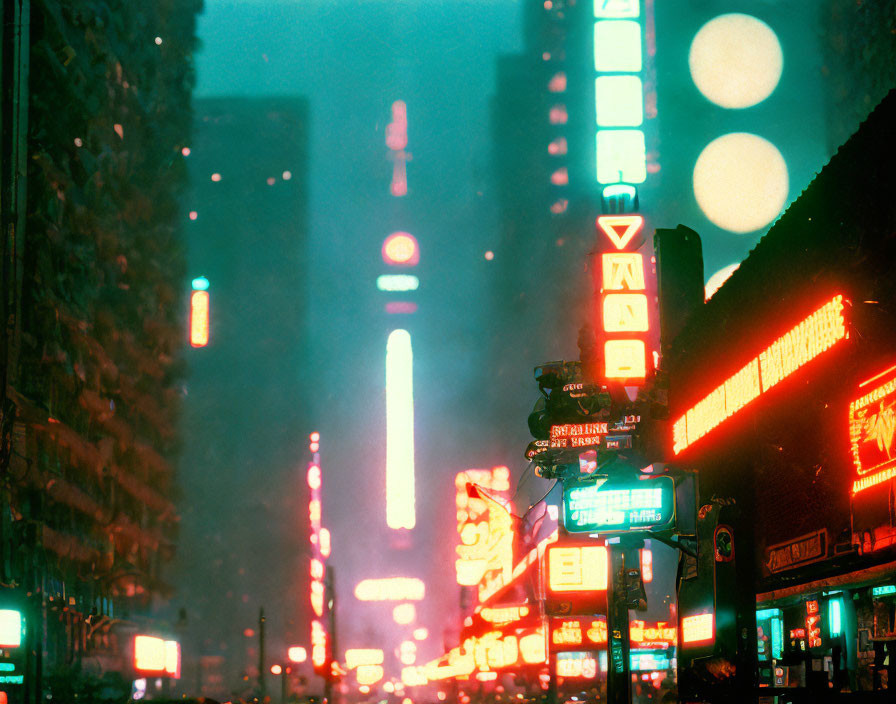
[386,329,415,529]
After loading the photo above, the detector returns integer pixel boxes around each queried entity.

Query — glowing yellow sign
[673,295,847,454]
[455,467,513,587]
[479,605,530,624]
[681,613,714,644]
[597,215,643,250]
[603,293,649,332]
[189,290,209,348]
[356,664,384,686]
[547,545,608,593]
[345,649,384,670]
[354,577,425,602]
[603,252,645,291]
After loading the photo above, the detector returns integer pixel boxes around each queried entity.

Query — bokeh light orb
[393,603,416,625]
[693,133,788,233]
[382,232,420,266]
[689,13,783,109]
[704,263,740,301]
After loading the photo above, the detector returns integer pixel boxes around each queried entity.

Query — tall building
[0,0,200,700]
[173,97,311,697]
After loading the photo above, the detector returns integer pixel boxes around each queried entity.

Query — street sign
[563,476,675,533]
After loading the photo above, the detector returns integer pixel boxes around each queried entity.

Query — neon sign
[673,295,847,455]
[596,215,649,381]
[386,101,409,197]
[455,467,513,587]
[550,422,608,448]
[0,610,22,648]
[681,613,714,644]
[189,290,209,348]
[546,545,608,593]
[479,605,530,624]
[563,477,674,533]
[850,363,896,494]
[556,652,599,679]
[386,329,416,529]
[550,618,607,651]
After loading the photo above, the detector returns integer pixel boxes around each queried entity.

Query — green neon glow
[0,610,22,648]
[873,585,896,596]
[596,130,646,184]
[829,598,842,637]
[191,276,209,291]
[594,21,642,72]
[596,76,644,127]
[0,663,13,672]
[594,0,639,19]
[563,476,674,533]
[377,275,420,292]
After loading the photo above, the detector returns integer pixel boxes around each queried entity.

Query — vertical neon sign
[190,276,210,348]
[386,330,416,529]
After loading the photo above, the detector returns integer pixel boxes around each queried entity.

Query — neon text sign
[850,363,896,494]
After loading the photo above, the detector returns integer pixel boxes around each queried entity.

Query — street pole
[259,607,266,699]
[606,546,631,704]
[324,568,336,704]
[281,668,288,704]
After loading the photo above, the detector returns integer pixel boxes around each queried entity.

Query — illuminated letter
[386,330,416,529]
[604,339,646,379]
[603,293,648,332]
[602,253,645,290]
[597,216,644,250]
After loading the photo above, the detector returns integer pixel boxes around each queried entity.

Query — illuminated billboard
[850,363,896,494]
[563,477,674,533]
[455,467,513,587]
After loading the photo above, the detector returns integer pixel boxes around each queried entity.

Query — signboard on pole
[563,477,675,533]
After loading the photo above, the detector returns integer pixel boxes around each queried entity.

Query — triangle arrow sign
[597,215,644,250]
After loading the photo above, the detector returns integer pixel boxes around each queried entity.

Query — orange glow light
[345,649,384,670]
[319,528,331,557]
[393,603,416,625]
[311,620,327,668]
[851,363,896,494]
[640,548,653,583]
[383,232,420,266]
[479,605,530,624]
[288,646,307,663]
[190,290,209,347]
[602,252,646,291]
[354,577,425,602]
[681,613,714,644]
[307,465,321,490]
[603,293,649,332]
[165,640,181,678]
[604,339,647,379]
[597,215,644,250]
[356,664,385,686]
[547,545,608,593]
[674,295,846,455]
[271,664,282,675]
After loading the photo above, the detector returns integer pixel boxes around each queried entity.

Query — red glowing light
[181,147,191,156]
[640,548,653,583]
[597,215,644,250]
[851,362,896,494]
[673,295,847,455]
[310,431,320,443]
[549,105,568,125]
[307,465,321,490]
[550,168,569,186]
[548,72,566,92]
[382,232,420,266]
[484,251,495,261]
[550,200,569,214]
[387,101,408,151]
[190,290,209,347]
[211,172,221,182]
[271,664,282,675]
[385,302,418,314]
[188,211,198,221]
[548,137,568,156]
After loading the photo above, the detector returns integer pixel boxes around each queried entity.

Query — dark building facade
[667,89,896,698]
[0,0,200,700]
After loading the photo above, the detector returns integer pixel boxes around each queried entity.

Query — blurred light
[113,123,123,139]
[386,330,416,529]
[359,685,370,694]
[399,640,417,665]
[354,578,425,601]
[693,132,788,233]
[542,52,551,61]
[386,101,408,151]
[596,130,646,183]
[520,633,547,664]
[704,263,740,300]
[393,603,416,625]
[243,628,255,638]
[384,682,395,693]
[181,147,190,156]
[346,649,384,669]
[594,0,639,18]
[319,528,331,557]
[309,499,321,524]
[134,635,166,673]
[550,200,568,214]
[356,665,384,686]
[0,610,22,647]
[310,559,324,580]
[271,664,282,675]
[190,291,209,348]
[548,137,567,156]
[288,646,307,663]
[640,548,653,583]
[310,442,320,452]
[377,275,420,292]
[476,672,497,682]
[188,211,198,221]
[595,76,644,126]
[311,621,327,668]
[549,105,568,125]
[548,72,567,92]
[266,176,276,186]
[402,666,427,686]
[282,170,292,180]
[307,465,321,490]
[594,21,642,72]
[484,251,495,261]
[437,693,447,701]
[830,598,842,637]
[154,36,163,45]
[191,276,209,291]
[402,698,412,704]
[689,14,782,109]
[74,137,83,147]
[310,431,320,443]
[211,173,221,182]
[550,168,569,186]
[386,302,418,314]
[413,627,428,641]
[165,640,180,678]
[383,232,420,266]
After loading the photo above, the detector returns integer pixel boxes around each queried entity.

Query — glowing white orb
[689,13,783,109]
[704,263,740,301]
[693,133,788,233]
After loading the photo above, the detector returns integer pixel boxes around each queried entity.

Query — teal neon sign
[563,476,674,533]
[873,585,896,597]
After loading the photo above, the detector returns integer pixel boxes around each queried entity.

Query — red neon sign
[673,295,847,455]
[850,363,896,494]
[382,232,420,266]
[596,215,649,381]
[805,600,821,648]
